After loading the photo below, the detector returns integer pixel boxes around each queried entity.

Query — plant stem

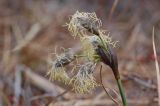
[116,78,128,106]
[96,30,128,106]
[100,65,119,105]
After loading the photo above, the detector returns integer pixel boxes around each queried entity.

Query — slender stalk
[152,27,160,106]
[116,78,128,106]
[96,36,128,106]
[100,65,119,105]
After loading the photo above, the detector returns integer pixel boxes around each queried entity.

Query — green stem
[116,78,128,106]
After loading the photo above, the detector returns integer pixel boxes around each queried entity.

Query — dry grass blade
[25,69,58,95]
[109,0,119,20]
[152,27,160,106]
[30,89,69,101]
[12,23,41,52]
[13,66,23,106]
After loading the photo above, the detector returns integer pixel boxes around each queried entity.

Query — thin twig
[126,75,156,90]
[30,89,70,101]
[48,89,71,105]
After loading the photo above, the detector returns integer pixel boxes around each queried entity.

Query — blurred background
[0,0,160,106]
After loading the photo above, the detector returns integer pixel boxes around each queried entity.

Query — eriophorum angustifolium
[66,11,102,38]
[47,11,118,93]
[69,62,97,93]
[47,48,75,84]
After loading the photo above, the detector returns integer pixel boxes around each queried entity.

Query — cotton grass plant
[47,11,128,106]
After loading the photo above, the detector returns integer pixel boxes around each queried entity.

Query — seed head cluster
[47,11,118,93]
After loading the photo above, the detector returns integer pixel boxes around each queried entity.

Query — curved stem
[116,78,128,106]
[100,65,119,105]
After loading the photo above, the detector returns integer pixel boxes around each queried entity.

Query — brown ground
[0,0,160,106]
